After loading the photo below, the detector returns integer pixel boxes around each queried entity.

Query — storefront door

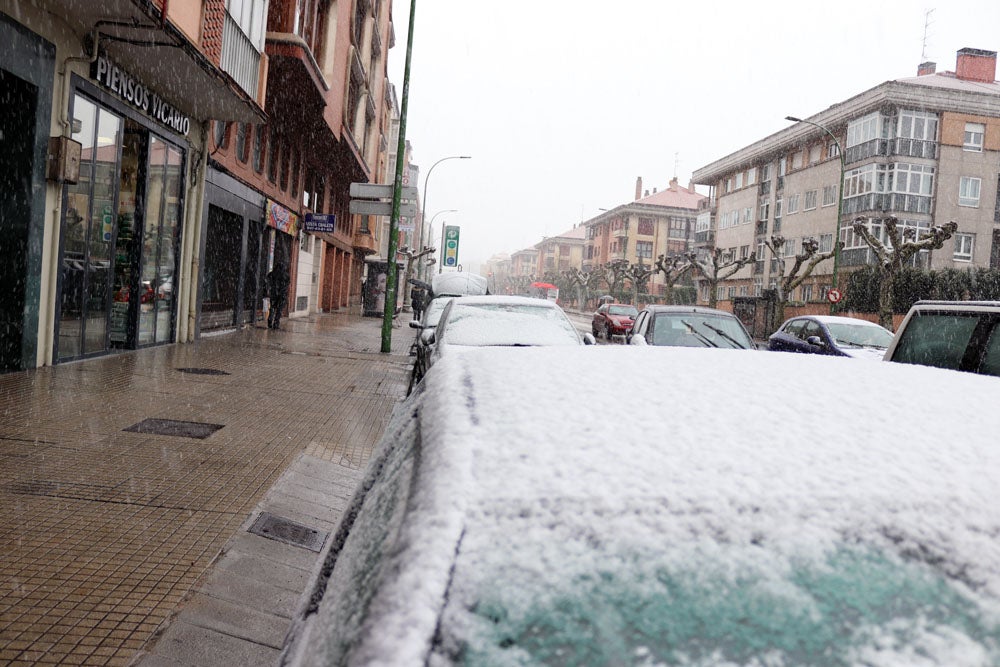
[57,93,184,360]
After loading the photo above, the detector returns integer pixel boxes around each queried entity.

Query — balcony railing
[221,14,262,98]
[845,138,938,164]
[843,192,933,216]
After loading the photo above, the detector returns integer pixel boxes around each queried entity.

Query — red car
[592,303,638,340]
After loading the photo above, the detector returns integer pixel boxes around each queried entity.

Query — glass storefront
[57,92,185,361]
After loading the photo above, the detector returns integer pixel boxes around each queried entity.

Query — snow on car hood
[840,344,888,361]
[297,347,1000,666]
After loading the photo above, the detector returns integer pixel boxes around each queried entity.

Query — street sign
[444,225,460,267]
[827,288,843,304]
[349,199,418,217]
[304,213,336,233]
[349,182,418,200]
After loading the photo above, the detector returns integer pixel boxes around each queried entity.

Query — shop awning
[47,0,265,124]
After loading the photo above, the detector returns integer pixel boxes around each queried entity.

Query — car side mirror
[409,320,422,329]
[806,335,824,347]
[630,334,647,346]
[582,333,596,345]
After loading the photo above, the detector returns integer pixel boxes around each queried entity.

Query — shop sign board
[267,200,300,236]
[92,55,192,136]
[304,213,336,233]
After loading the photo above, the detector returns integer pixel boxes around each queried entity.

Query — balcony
[844,138,938,165]
[755,221,768,236]
[265,32,329,111]
[223,14,263,99]
[695,230,716,244]
[843,193,933,216]
[352,229,378,255]
[613,227,629,239]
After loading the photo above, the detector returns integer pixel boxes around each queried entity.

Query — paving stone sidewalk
[0,311,413,666]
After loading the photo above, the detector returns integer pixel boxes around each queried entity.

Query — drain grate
[176,367,230,376]
[248,512,327,552]
[124,418,224,439]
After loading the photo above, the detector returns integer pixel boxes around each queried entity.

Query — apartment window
[897,109,939,142]
[669,217,688,239]
[637,218,654,235]
[844,164,878,198]
[954,233,974,261]
[290,148,300,197]
[804,190,818,210]
[822,185,837,207]
[759,198,770,222]
[252,125,264,172]
[267,125,279,183]
[726,177,734,193]
[213,120,228,149]
[792,151,803,169]
[786,194,800,214]
[636,241,653,259]
[279,138,290,190]
[235,122,249,163]
[959,176,982,207]
[809,144,821,164]
[774,198,783,219]
[801,284,813,302]
[747,167,757,185]
[778,157,787,176]
[827,140,840,158]
[728,286,737,298]
[819,234,833,253]
[739,245,750,258]
[846,112,882,148]
[964,123,985,152]
[784,238,797,256]
[761,164,772,181]
[756,241,767,260]
[739,285,748,296]
[736,172,743,189]
[893,163,934,195]
[754,277,763,296]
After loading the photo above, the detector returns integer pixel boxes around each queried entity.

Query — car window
[632,311,647,335]
[441,303,580,347]
[608,305,638,317]
[890,313,979,370]
[783,319,807,337]
[801,320,823,340]
[651,313,753,349]
[976,322,1000,377]
[825,322,893,348]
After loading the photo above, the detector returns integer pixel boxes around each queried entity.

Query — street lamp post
[420,155,470,279]
[785,116,846,314]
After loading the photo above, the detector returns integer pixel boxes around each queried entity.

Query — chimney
[688,179,696,192]
[652,187,657,194]
[669,177,679,191]
[635,176,642,200]
[955,48,997,83]
[917,61,936,76]
[644,189,649,197]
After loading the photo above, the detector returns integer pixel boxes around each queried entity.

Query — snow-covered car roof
[284,347,1000,665]
[433,295,583,347]
[431,272,488,297]
[793,314,890,328]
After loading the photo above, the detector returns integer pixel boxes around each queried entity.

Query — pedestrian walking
[266,263,290,329]
[410,285,426,322]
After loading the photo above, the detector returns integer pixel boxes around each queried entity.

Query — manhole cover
[124,418,224,439]
[176,367,230,376]
[248,512,327,552]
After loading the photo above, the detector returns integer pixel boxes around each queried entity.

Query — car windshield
[652,313,753,349]
[441,303,581,347]
[608,305,637,317]
[825,321,894,348]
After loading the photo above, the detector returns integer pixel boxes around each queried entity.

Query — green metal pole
[382,0,417,353]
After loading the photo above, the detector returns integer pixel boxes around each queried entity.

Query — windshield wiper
[698,321,749,349]
[681,319,718,348]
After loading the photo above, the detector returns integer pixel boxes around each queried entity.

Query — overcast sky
[387,1,1000,272]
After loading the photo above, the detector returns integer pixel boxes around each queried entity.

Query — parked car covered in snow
[768,315,894,360]
[281,346,1000,666]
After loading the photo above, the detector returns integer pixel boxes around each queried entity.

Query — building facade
[582,177,705,295]
[692,48,1000,308]
[1,0,267,370]
[534,226,585,276]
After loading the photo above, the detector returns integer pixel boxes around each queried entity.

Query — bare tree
[852,216,958,330]
[602,260,630,301]
[564,267,600,310]
[692,248,757,309]
[764,236,838,330]
[654,253,696,304]
[625,262,655,305]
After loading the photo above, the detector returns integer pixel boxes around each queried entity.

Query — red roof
[635,178,705,210]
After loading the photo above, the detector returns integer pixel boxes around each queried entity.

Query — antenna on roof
[921,8,935,61]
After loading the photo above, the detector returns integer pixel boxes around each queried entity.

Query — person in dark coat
[410,285,426,322]
[266,263,290,329]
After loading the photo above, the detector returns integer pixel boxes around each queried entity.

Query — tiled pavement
[0,310,413,666]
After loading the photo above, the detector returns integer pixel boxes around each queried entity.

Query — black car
[628,305,755,349]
